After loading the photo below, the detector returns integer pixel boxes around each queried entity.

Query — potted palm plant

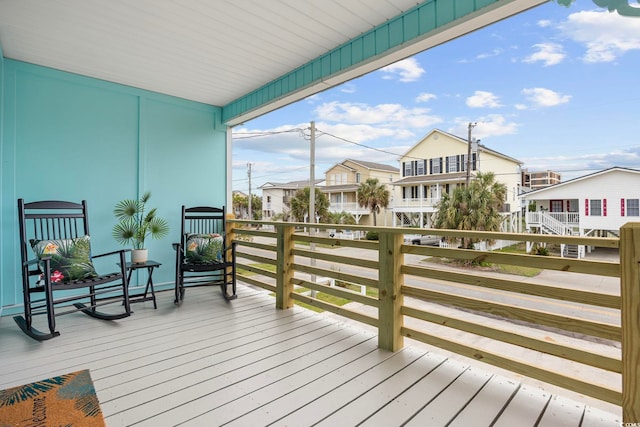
[112,191,170,263]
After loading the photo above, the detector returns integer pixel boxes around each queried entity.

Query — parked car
[409,235,440,245]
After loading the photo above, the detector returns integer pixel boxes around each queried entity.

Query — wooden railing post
[378,230,404,351]
[620,222,640,423]
[225,213,236,245]
[276,223,294,309]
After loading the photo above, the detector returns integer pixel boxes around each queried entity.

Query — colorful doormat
[0,369,105,426]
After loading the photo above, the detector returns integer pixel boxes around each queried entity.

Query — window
[403,162,412,177]
[550,200,563,212]
[355,172,361,184]
[267,196,271,203]
[589,199,602,216]
[416,160,425,175]
[447,155,458,173]
[430,158,442,174]
[627,199,640,216]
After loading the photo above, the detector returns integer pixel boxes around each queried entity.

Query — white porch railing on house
[391,197,441,210]
[227,219,640,423]
[327,202,368,214]
[527,212,580,230]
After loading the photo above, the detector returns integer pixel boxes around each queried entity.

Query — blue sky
[232,1,640,194]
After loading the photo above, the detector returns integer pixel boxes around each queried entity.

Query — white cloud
[537,19,552,28]
[340,83,356,94]
[466,91,502,108]
[522,87,571,107]
[522,146,640,180]
[523,43,565,66]
[379,58,425,82]
[515,104,528,110]
[315,101,442,130]
[476,48,504,60]
[449,114,519,139]
[560,10,640,63]
[416,92,437,103]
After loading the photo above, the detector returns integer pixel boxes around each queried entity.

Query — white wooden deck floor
[0,285,622,427]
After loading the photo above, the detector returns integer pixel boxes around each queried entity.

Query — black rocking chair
[16,199,131,341]
[173,205,237,303]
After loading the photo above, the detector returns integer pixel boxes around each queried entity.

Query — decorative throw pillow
[30,236,99,283]
[185,233,224,264]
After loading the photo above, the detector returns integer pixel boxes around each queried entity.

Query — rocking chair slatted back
[182,206,226,236]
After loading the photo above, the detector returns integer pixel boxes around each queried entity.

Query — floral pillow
[185,233,224,264]
[29,235,98,283]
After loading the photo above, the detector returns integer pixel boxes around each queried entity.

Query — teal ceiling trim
[222,0,500,125]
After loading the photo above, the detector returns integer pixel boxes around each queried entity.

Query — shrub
[365,231,379,241]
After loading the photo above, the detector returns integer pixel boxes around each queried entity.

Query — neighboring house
[520,167,640,257]
[321,159,399,226]
[260,179,325,220]
[232,190,249,219]
[391,129,523,229]
[522,169,561,190]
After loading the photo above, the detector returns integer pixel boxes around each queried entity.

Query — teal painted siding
[222,0,501,124]
[1,59,226,312]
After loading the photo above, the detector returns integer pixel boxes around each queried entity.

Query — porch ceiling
[0,0,545,125]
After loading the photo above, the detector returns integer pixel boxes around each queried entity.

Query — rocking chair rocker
[173,205,237,303]
[16,199,131,341]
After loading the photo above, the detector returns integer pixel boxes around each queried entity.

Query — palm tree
[357,178,390,226]
[289,187,330,222]
[434,171,506,248]
[327,211,356,226]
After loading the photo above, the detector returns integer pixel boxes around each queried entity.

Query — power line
[232,128,305,139]
[232,165,311,182]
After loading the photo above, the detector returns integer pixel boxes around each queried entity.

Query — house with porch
[321,159,399,226]
[391,129,523,229]
[520,167,640,257]
[260,179,325,220]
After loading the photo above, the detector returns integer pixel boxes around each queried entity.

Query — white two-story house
[260,179,325,220]
[391,129,523,229]
[520,167,640,257]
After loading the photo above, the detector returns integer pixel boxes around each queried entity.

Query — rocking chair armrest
[172,242,181,251]
[91,248,129,259]
[24,256,49,268]
[221,241,238,253]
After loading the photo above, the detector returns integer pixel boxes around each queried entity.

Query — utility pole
[466,122,477,187]
[309,121,317,297]
[309,121,316,228]
[247,162,252,220]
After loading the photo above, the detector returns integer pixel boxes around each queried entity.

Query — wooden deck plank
[537,395,587,427]
[269,347,435,427]
[221,348,401,427]
[581,406,622,426]
[177,336,379,425]
[448,374,521,427]
[128,332,375,426]
[314,353,460,426]
[493,384,552,427]
[101,324,364,425]
[96,314,332,401]
[402,366,494,426]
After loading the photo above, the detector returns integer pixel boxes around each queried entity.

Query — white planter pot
[131,249,148,264]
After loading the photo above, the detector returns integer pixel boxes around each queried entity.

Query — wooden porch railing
[227,219,639,423]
